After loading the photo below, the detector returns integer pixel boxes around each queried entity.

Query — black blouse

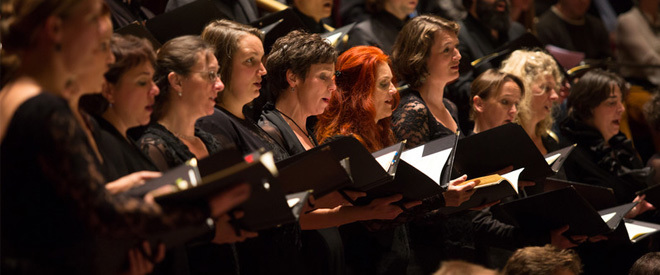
[1,93,207,274]
[392,88,461,149]
[137,123,222,171]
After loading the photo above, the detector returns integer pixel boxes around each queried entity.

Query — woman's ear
[286,69,298,89]
[168,72,183,93]
[44,15,63,48]
[473,95,484,112]
[101,81,114,103]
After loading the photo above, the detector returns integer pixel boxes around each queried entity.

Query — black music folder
[276,145,352,198]
[636,183,660,207]
[543,177,617,211]
[145,0,229,44]
[452,123,553,181]
[320,22,356,49]
[250,8,308,54]
[544,144,576,173]
[500,187,637,237]
[114,21,162,49]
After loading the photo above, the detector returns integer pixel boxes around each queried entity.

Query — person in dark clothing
[446,0,525,133]
[165,0,259,25]
[289,0,334,33]
[344,0,418,55]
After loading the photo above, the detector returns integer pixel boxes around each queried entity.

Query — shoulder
[397,90,428,112]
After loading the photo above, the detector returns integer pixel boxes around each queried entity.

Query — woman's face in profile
[372,62,397,122]
[77,16,114,94]
[426,30,461,85]
[474,80,522,130]
[295,63,336,116]
[529,74,559,122]
[108,61,160,127]
[61,0,106,77]
[229,34,266,106]
[180,51,224,118]
[589,85,625,141]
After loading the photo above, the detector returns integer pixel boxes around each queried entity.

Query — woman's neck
[102,109,129,139]
[20,49,70,95]
[218,89,246,119]
[159,104,198,138]
[275,91,310,129]
[473,119,487,134]
[418,80,447,108]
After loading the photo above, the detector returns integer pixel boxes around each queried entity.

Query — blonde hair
[500,49,563,138]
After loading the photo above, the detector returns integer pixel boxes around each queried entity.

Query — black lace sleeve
[40,104,206,238]
[392,96,431,148]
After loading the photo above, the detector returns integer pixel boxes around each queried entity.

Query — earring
[109,102,114,108]
[178,91,183,97]
[291,87,295,92]
[54,43,61,52]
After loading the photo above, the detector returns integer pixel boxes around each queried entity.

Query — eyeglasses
[193,70,221,83]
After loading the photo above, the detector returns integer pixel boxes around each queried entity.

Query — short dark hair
[568,69,627,122]
[202,19,263,96]
[265,30,337,102]
[469,68,525,120]
[105,34,156,84]
[501,245,582,275]
[630,252,660,275]
[391,15,459,89]
[152,35,215,121]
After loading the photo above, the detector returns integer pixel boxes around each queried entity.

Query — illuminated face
[107,61,160,128]
[295,63,337,116]
[529,74,559,123]
[384,0,419,19]
[474,80,522,131]
[589,85,625,142]
[426,30,461,85]
[373,62,398,122]
[228,34,266,106]
[180,51,224,118]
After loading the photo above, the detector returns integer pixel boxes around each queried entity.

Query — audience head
[266,30,337,116]
[629,252,660,275]
[290,0,333,23]
[556,0,591,20]
[202,19,266,107]
[316,46,399,152]
[433,260,498,275]
[501,245,583,275]
[567,69,627,142]
[152,35,223,121]
[100,34,159,131]
[1,0,109,88]
[463,0,510,32]
[470,68,525,132]
[500,49,562,138]
[366,0,419,20]
[392,15,460,89]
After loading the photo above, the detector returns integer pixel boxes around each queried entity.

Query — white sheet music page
[375,151,398,172]
[401,145,452,185]
[502,168,524,194]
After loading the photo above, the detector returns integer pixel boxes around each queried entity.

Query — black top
[259,106,317,156]
[292,8,330,34]
[91,114,158,181]
[536,9,611,60]
[137,123,222,171]
[391,88,461,148]
[344,11,407,55]
[197,107,289,162]
[559,116,650,203]
[0,93,206,274]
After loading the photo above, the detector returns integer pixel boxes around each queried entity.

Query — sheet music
[502,168,524,193]
[401,146,452,185]
[375,151,398,172]
[545,153,561,165]
[600,213,616,223]
[625,221,659,242]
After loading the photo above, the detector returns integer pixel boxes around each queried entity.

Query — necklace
[276,109,316,145]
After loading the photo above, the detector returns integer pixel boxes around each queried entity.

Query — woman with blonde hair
[500,49,563,154]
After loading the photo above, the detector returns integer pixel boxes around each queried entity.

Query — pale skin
[523,74,559,155]
[472,80,522,134]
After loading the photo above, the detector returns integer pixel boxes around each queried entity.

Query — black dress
[344,11,408,55]
[1,93,207,274]
[259,106,346,275]
[197,106,304,275]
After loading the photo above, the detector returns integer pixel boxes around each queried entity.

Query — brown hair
[104,34,156,84]
[391,15,459,89]
[568,69,628,122]
[152,35,215,121]
[265,30,337,103]
[469,68,525,120]
[629,252,660,275]
[201,19,263,97]
[501,245,583,275]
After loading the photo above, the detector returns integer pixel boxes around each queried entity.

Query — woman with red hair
[316,46,399,151]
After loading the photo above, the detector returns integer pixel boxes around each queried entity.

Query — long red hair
[315,46,400,152]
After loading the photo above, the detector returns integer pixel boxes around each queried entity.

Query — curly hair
[391,15,459,89]
[500,49,563,138]
[265,30,337,103]
[201,19,263,98]
[316,46,399,152]
[501,245,583,275]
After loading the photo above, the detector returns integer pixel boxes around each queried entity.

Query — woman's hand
[625,195,656,219]
[550,225,588,249]
[211,211,258,244]
[313,190,366,209]
[443,175,478,207]
[106,171,162,195]
[357,194,422,221]
[122,241,165,275]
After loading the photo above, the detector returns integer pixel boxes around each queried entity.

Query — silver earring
[291,87,295,92]
[178,91,182,97]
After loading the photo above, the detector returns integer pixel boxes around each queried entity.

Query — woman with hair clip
[0,0,246,273]
[260,31,420,275]
[499,49,562,154]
